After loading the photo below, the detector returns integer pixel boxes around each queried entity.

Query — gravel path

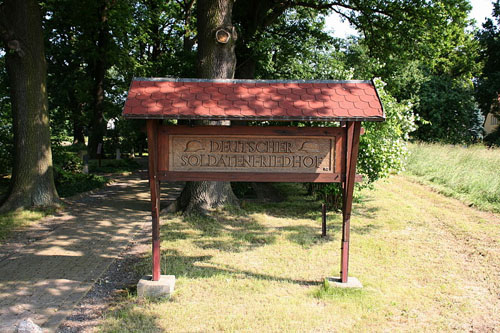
[0,172,182,332]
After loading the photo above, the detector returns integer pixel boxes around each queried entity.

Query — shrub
[54,168,107,198]
[310,78,418,210]
[51,144,108,198]
[52,145,83,173]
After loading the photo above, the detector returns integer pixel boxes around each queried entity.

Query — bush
[310,78,419,210]
[413,76,484,144]
[54,168,107,197]
[51,144,109,198]
[52,145,83,173]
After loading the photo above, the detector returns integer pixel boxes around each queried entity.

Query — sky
[325,0,495,38]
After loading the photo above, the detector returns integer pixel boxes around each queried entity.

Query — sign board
[156,125,346,183]
[169,135,334,173]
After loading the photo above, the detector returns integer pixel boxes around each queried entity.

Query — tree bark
[178,0,239,214]
[88,0,111,158]
[72,108,86,145]
[0,0,60,211]
[68,89,86,145]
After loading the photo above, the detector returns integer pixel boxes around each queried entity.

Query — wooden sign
[129,78,382,285]
[169,135,334,173]
[156,125,346,183]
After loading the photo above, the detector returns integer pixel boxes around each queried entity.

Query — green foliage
[231,182,257,199]
[476,1,500,118]
[355,0,479,81]
[340,1,482,144]
[0,57,12,174]
[358,78,418,182]
[52,145,83,174]
[54,168,107,198]
[247,8,351,80]
[308,79,418,209]
[51,145,108,198]
[307,182,343,211]
[413,76,484,143]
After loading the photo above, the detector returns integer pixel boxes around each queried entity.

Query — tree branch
[292,0,396,20]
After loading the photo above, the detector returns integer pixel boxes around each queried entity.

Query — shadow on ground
[0,173,182,331]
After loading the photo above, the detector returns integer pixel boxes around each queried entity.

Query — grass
[405,142,500,212]
[100,177,500,332]
[0,209,54,243]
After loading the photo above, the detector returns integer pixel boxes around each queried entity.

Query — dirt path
[0,173,181,332]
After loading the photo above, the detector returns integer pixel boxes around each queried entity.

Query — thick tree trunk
[88,1,110,158]
[0,0,60,211]
[178,0,238,214]
[197,0,237,78]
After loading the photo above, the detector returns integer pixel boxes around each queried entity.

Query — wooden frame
[146,121,362,283]
[156,125,352,183]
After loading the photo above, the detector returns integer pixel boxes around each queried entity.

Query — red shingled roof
[122,78,385,122]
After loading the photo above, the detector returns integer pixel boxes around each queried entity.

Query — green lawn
[100,177,500,332]
[405,143,500,212]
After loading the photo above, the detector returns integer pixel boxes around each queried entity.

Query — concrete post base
[137,275,175,298]
[326,276,363,288]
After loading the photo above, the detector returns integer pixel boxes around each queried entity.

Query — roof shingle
[122,78,385,122]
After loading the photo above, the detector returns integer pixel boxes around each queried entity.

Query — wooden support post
[321,203,327,237]
[147,120,161,281]
[340,121,361,283]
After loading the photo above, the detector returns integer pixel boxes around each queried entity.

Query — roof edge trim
[133,77,373,85]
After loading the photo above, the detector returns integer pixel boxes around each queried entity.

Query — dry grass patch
[101,179,500,332]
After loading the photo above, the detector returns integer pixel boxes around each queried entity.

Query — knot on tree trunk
[214,26,237,44]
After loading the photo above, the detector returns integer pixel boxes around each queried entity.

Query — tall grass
[405,143,500,212]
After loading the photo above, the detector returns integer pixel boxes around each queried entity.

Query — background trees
[476,1,500,115]
[0,0,496,212]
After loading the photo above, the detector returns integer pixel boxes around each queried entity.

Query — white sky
[325,0,495,38]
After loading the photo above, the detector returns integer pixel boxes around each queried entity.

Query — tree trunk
[88,1,110,158]
[178,0,238,214]
[72,110,86,145]
[0,0,60,211]
[69,90,86,145]
[197,0,237,78]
